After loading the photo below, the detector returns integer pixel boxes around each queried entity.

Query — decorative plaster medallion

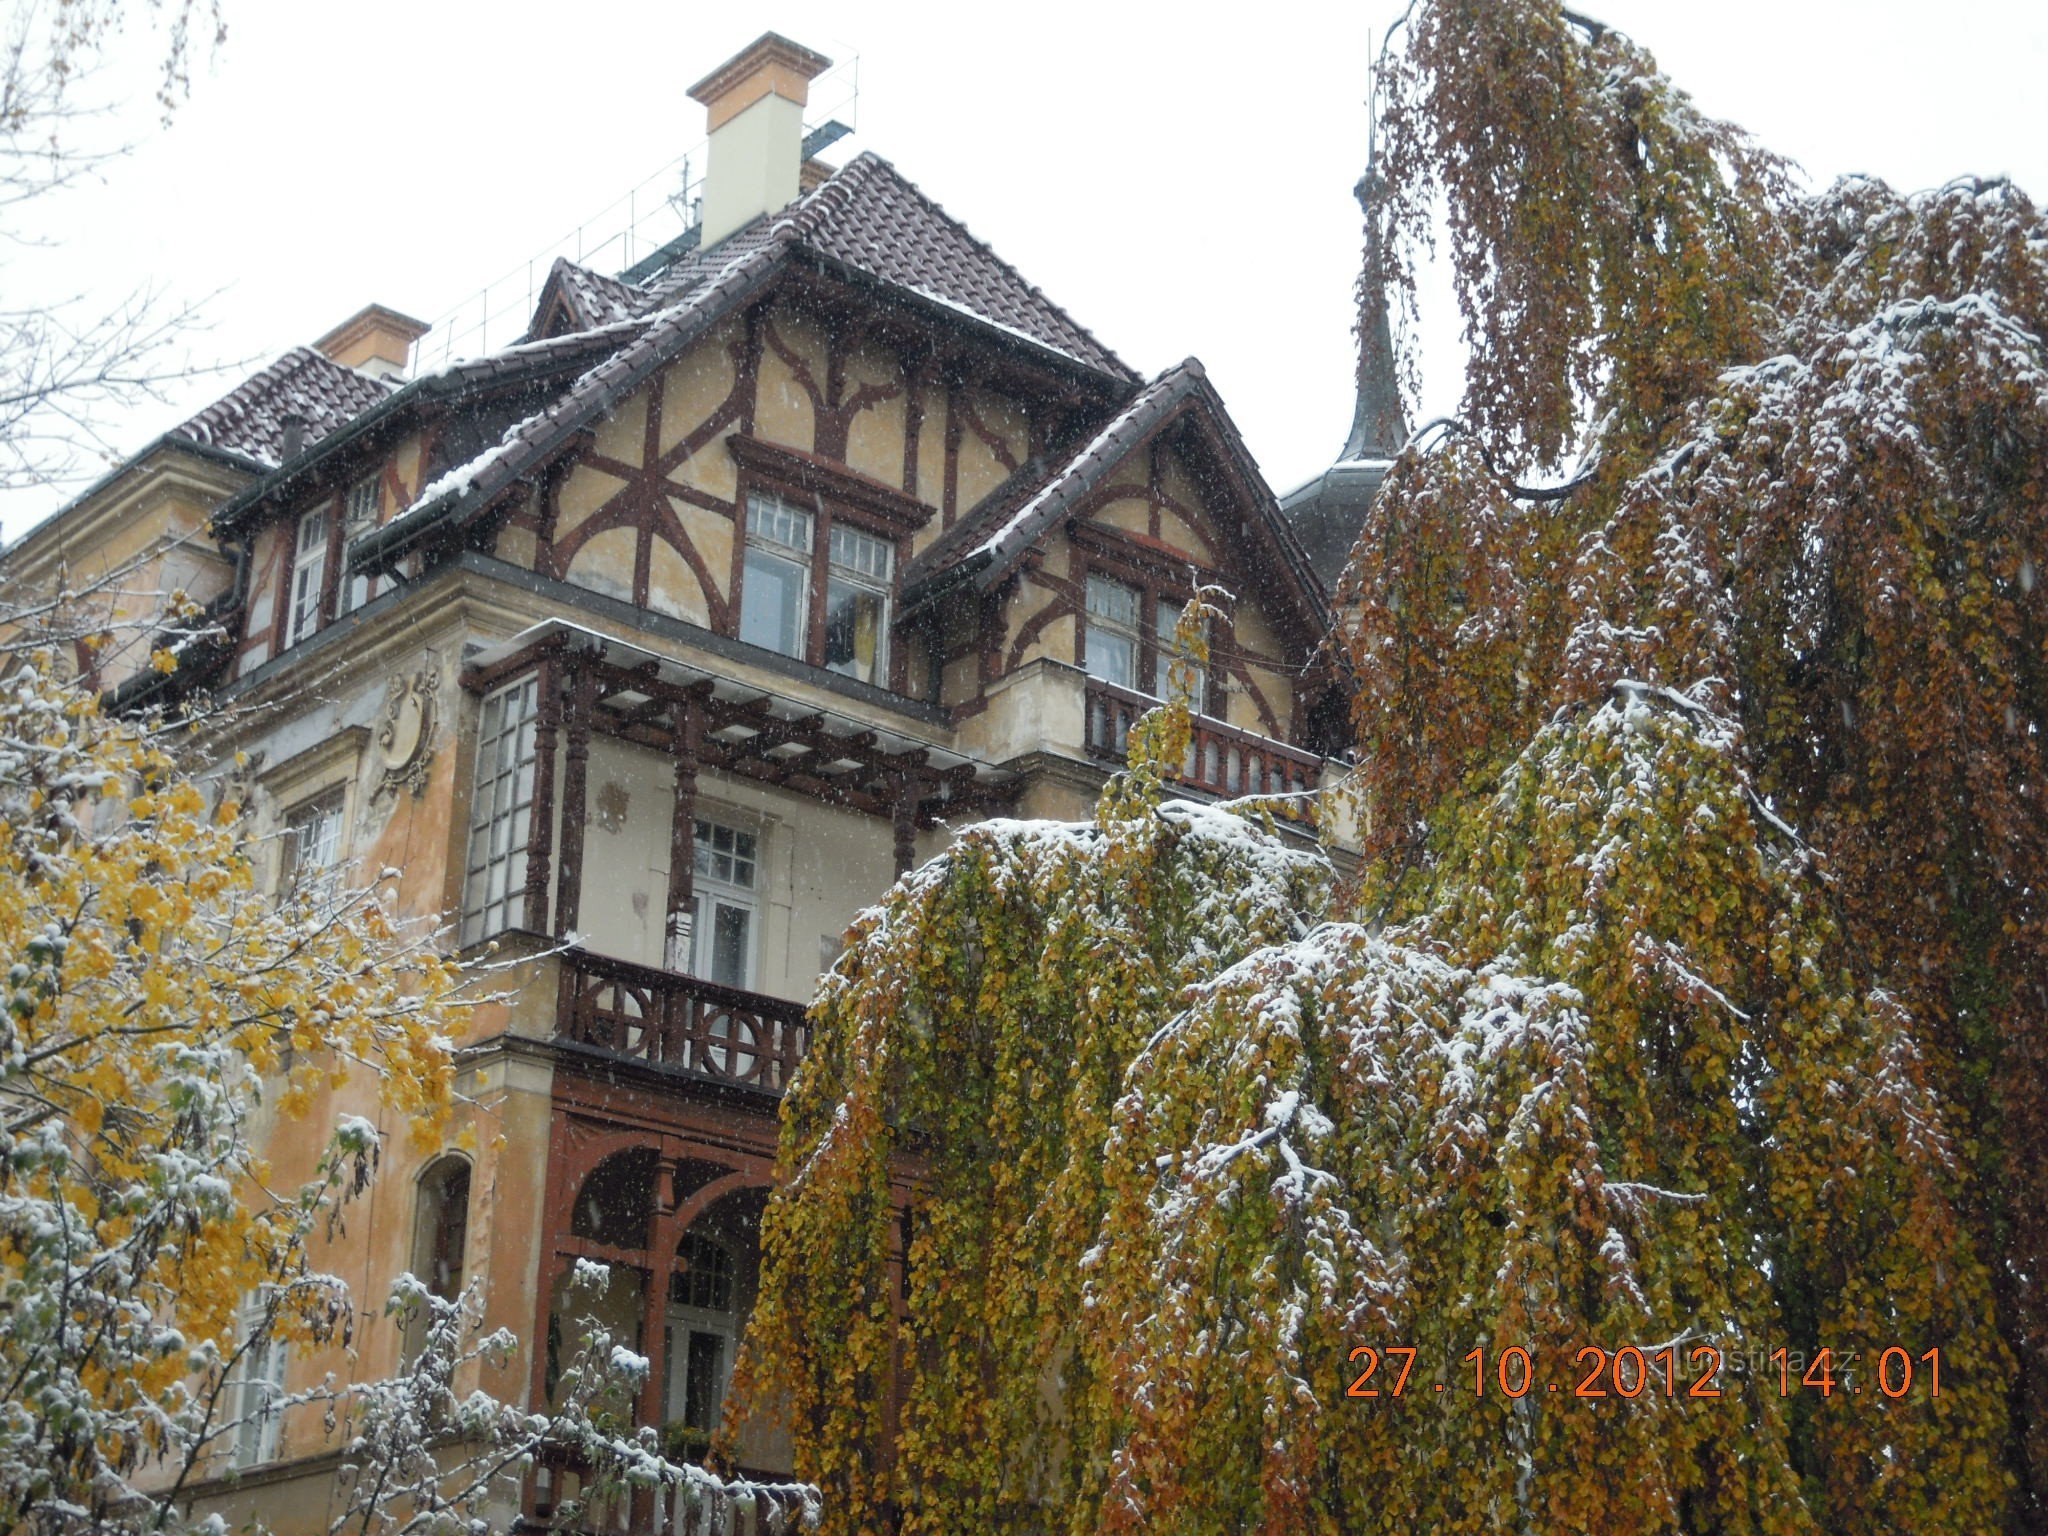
[218,751,266,820]
[375,665,440,799]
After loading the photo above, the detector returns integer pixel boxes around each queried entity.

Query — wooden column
[522,657,560,934]
[891,774,920,878]
[636,1154,687,1439]
[664,695,704,973]
[554,667,597,937]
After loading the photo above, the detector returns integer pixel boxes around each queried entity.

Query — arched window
[414,1156,472,1301]
[669,1231,734,1312]
[570,1148,658,1250]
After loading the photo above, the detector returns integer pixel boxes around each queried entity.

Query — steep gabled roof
[902,359,1330,638]
[789,154,1127,375]
[352,153,1133,574]
[210,323,641,539]
[903,366,1197,600]
[532,156,1130,379]
[175,347,399,467]
[530,258,645,335]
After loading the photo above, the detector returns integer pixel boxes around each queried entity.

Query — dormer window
[340,476,380,615]
[284,506,330,649]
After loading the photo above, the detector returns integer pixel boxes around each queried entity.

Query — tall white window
[1154,596,1207,714]
[1084,575,1140,690]
[228,1298,287,1467]
[739,494,812,660]
[823,523,892,685]
[281,789,346,907]
[690,818,757,990]
[284,506,331,649]
[664,1230,738,1438]
[461,676,541,946]
[340,476,379,615]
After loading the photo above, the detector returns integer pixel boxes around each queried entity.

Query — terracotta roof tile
[173,348,398,467]
[789,155,1129,376]
[547,259,644,330]
[359,153,1137,567]
[533,155,1130,380]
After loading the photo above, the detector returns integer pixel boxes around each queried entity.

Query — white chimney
[688,33,832,249]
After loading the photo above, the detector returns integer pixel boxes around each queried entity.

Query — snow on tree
[731,5,2036,1523]
[333,1264,819,1536]
[739,666,2006,1532]
[0,647,468,1531]
[1355,2,2048,1520]
[0,650,816,1533]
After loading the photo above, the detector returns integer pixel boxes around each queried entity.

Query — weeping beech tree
[740,673,2009,1532]
[735,4,2037,1530]
[1353,2,2048,1522]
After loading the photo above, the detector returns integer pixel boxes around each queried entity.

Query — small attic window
[340,476,380,615]
[283,506,330,649]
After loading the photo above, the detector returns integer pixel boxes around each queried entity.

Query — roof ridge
[815,152,1130,379]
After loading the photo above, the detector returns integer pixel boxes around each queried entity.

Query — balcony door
[664,1230,739,1448]
[687,817,757,990]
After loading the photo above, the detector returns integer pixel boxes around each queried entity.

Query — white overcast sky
[5,0,2045,539]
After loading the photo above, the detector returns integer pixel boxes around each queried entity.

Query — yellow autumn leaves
[0,651,470,1521]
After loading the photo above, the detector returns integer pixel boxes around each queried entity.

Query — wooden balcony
[1083,678,1322,809]
[558,948,811,1094]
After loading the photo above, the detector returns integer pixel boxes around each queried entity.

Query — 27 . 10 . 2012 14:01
[1347,1345,1945,1401]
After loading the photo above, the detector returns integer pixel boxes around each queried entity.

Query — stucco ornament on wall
[374,664,440,799]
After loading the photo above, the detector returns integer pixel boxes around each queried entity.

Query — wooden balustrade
[1083,679,1322,809]
[558,948,811,1093]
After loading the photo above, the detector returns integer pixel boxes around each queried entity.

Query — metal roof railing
[410,54,858,375]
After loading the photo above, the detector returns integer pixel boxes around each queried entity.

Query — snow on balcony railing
[1083,677,1322,813]
[557,947,811,1095]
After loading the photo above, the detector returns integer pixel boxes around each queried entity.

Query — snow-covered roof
[352,153,1139,573]
[174,348,399,467]
[532,154,1130,379]
[901,364,1203,602]
[900,359,1329,633]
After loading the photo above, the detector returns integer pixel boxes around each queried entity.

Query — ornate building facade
[4,32,1377,1532]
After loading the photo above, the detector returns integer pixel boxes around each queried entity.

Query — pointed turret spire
[1342,169,1408,462]
[1278,165,1412,590]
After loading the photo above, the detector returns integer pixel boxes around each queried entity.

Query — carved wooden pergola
[462,621,1010,963]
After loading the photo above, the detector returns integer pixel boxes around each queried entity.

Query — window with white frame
[340,476,379,616]
[1154,596,1208,714]
[284,506,331,649]
[1083,575,1141,691]
[823,523,892,685]
[228,1297,287,1467]
[664,1229,739,1437]
[460,675,541,946]
[739,494,812,661]
[280,788,346,906]
[690,817,757,991]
